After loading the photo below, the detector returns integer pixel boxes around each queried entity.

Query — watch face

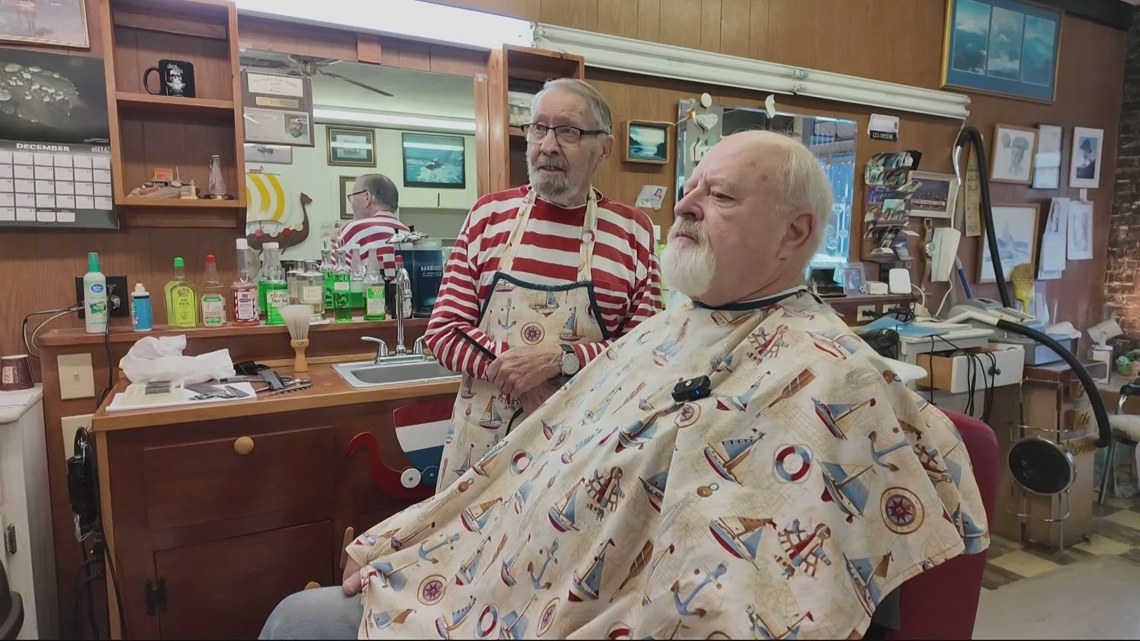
[562,352,580,375]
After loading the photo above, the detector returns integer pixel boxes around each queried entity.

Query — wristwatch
[560,344,581,377]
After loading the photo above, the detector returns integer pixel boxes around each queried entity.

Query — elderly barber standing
[423,78,662,492]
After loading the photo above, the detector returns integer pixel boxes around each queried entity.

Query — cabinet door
[154,520,334,639]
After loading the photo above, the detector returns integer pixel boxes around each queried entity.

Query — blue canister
[396,242,444,317]
[131,283,153,331]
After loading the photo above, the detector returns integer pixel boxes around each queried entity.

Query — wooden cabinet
[98,0,246,228]
[95,394,453,639]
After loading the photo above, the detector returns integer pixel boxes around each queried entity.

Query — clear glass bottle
[232,238,259,326]
[363,252,386,321]
[201,254,227,327]
[164,257,199,329]
[291,259,325,321]
[332,249,353,323]
[395,255,413,320]
[207,154,226,199]
[349,247,365,311]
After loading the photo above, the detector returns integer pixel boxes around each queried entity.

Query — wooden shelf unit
[100,0,247,227]
[487,45,584,192]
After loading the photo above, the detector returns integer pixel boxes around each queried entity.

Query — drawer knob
[233,436,255,455]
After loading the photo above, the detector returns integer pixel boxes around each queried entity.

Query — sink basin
[333,357,461,389]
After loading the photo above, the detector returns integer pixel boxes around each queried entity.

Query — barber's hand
[342,558,363,596]
[487,345,561,398]
[516,379,562,413]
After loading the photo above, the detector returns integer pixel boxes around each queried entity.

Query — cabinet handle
[233,436,255,455]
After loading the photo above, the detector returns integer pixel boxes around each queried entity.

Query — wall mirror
[675,99,856,270]
[239,51,479,259]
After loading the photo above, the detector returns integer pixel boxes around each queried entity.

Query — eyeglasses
[521,123,608,147]
[346,189,367,202]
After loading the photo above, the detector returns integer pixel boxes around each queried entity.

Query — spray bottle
[83,252,108,334]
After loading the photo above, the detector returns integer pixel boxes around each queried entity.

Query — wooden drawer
[142,425,335,533]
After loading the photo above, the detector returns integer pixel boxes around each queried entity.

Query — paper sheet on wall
[963,147,982,237]
[1038,197,1069,279]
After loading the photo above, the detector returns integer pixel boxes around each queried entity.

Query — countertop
[0,385,43,423]
[90,363,460,432]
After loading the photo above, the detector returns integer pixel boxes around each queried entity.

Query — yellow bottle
[164,256,200,328]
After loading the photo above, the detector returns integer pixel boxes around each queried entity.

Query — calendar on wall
[0,140,119,230]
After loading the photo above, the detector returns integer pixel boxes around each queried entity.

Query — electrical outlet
[857,305,876,322]
[60,414,94,461]
[75,275,129,318]
[57,353,95,400]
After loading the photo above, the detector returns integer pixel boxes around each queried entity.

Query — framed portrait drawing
[941,0,1061,103]
[0,0,89,49]
[1069,127,1104,189]
[1031,124,1063,190]
[327,126,376,167]
[989,124,1036,184]
[978,203,1040,282]
[402,133,466,189]
[1066,200,1094,260]
[624,120,670,164]
[907,171,958,219]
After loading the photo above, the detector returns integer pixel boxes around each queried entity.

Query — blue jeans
[259,587,364,640]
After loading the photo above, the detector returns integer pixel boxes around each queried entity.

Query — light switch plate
[58,353,95,400]
[61,414,93,461]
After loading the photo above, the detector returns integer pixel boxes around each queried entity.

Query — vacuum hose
[955,127,1014,308]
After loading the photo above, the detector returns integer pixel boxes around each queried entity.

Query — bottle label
[202,294,226,326]
[234,289,258,322]
[333,281,350,292]
[172,284,196,327]
[266,288,289,325]
[301,285,323,305]
[365,286,386,317]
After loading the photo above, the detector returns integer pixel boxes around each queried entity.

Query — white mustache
[670,225,704,243]
[536,156,567,170]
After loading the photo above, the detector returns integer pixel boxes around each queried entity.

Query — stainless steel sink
[333,357,461,389]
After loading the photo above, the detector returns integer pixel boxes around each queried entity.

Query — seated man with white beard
[260,130,989,640]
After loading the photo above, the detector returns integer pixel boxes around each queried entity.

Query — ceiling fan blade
[319,70,394,98]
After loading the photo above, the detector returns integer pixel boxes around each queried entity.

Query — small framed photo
[244,144,293,165]
[624,120,671,164]
[339,175,360,220]
[989,124,1037,184]
[327,126,376,167]
[402,132,466,189]
[907,171,958,219]
[1069,127,1105,189]
[978,204,1040,282]
[508,91,534,127]
[843,263,867,295]
[1032,124,1063,190]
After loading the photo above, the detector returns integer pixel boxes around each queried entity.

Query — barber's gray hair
[357,173,399,212]
[778,139,834,257]
[533,78,613,135]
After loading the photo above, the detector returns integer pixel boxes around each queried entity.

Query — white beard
[662,238,715,300]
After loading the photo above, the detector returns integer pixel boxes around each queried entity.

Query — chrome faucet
[394,261,412,355]
[413,336,426,356]
[361,336,389,363]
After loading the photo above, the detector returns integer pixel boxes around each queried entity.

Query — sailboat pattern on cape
[346,292,989,639]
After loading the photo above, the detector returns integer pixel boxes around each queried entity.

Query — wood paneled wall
[435,0,1127,336]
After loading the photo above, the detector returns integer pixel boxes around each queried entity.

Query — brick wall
[1107,7,1140,337]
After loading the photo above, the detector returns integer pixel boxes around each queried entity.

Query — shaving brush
[280,304,312,373]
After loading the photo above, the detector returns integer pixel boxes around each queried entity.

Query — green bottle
[332,248,353,323]
[363,252,386,321]
[164,257,199,329]
[320,247,335,314]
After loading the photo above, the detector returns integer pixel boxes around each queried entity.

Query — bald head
[664,130,833,306]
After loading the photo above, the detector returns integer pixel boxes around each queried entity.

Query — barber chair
[0,559,23,640]
[886,409,998,641]
[1097,381,1140,504]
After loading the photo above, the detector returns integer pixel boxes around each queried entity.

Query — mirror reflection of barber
[422,78,663,492]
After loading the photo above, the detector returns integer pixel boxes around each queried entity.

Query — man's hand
[342,558,363,596]
[487,345,561,398]
[516,378,562,413]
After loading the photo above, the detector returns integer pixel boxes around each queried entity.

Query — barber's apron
[436,189,610,493]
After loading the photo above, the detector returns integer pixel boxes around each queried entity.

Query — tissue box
[916,344,1024,393]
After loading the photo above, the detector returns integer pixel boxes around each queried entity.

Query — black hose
[955,127,1014,308]
[996,319,1111,448]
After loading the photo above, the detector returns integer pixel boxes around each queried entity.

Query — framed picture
[989,124,1036,184]
[508,91,534,127]
[941,0,1061,103]
[402,132,466,189]
[339,175,360,220]
[327,126,376,167]
[908,171,958,219]
[978,203,1040,282]
[843,263,867,295]
[1032,124,1063,190]
[1066,200,1094,260]
[625,120,671,164]
[0,0,89,49]
[244,144,293,165]
[1069,127,1105,189]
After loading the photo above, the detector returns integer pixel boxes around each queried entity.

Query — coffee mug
[143,59,196,98]
[0,354,33,391]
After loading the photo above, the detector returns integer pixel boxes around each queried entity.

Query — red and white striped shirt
[425,185,662,379]
[336,212,410,278]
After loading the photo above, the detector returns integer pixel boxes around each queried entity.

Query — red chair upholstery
[887,409,999,640]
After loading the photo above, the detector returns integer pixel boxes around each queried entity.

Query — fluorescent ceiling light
[233,0,534,51]
[534,25,970,120]
[313,107,476,134]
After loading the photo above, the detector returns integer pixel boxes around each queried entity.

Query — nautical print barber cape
[346,290,989,640]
